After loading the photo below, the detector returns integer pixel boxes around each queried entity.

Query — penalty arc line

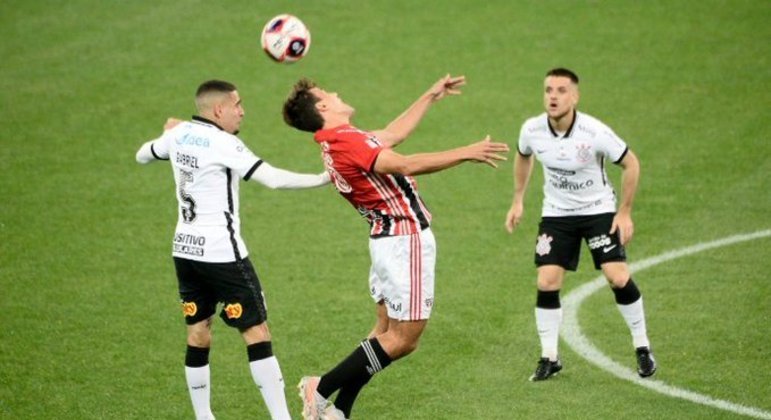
[561,229,771,419]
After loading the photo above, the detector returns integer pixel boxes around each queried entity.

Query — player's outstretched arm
[372,74,466,148]
[373,135,508,176]
[505,152,534,233]
[250,162,330,190]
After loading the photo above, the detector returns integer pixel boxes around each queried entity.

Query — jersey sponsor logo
[173,233,206,256]
[181,301,198,317]
[175,133,210,147]
[536,234,553,256]
[547,167,576,176]
[175,152,200,168]
[174,233,206,245]
[588,234,612,250]
[224,303,243,319]
[576,123,597,138]
[548,173,594,191]
[173,243,205,256]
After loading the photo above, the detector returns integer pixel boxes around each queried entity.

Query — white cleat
[322,405,348,420]
[298,376,327,420]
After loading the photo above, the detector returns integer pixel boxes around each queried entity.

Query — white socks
[249,356,291,420]
[185,365,215,420]
[535,307,563,361]
[617,297,650,348]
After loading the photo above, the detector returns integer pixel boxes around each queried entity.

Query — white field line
[561,229,771,419]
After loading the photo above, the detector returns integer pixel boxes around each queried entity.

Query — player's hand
[610,211,634,245]
[164,117,183,131]
[505,201,524,233]
[428,74,466,102]
[465,135,509,168]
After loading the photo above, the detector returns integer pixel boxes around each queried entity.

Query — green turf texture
[1,0,769,418]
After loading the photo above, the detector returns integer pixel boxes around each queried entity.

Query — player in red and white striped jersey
[283,75,509,419]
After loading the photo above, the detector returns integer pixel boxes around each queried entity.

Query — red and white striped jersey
[314,124,431,238]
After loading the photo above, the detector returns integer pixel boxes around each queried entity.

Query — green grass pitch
[1,1,769,418]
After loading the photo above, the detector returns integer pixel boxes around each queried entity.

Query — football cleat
[298,376,328,420]
[529,357,563,381]
[322,405,348,420]
[636,347,657,377]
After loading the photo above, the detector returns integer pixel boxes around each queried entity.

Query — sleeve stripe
[150,143,168,161]
[243,160,263,181]
[614,147,629,165]
[518,148,532,157]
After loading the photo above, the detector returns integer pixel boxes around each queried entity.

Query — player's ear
[212,102,223,118]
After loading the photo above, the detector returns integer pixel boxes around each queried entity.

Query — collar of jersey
[547,109,577,139]
[192,115,225,132]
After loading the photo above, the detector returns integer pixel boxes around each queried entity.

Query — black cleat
[636,347,657,378]
[529,357,562,381]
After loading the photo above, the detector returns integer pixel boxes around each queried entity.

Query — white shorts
[368,228,436,321]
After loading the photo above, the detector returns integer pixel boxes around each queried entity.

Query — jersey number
[179,170,197,223]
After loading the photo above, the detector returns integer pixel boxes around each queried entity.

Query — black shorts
[173,257,267,329]
[534,213,626,271]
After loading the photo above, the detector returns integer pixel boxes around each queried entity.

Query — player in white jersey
[505,68,657,381]
[136,80,329,419]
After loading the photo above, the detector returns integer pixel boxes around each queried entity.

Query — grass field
[1,0,769,419]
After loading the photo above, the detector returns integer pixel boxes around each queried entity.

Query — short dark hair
[546,68,579,84]
[283,78,324,133]
[196,80,237,97]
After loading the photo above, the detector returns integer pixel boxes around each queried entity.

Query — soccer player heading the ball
[136,80,330,420]
[504,68,657,381]
[283,75,509,419]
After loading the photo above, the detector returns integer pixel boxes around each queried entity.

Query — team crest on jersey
[182,301,198,317]
[576,143,592,163]
[535,234,553,256]
[224,303,243,319]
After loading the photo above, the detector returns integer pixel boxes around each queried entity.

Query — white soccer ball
[260,14,311,63]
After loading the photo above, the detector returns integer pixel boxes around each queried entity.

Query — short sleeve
[151,134,171,160]
[518,123,533,156]
[216,135,262,179]
[596,126,628,164]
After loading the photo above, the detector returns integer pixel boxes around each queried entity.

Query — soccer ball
[260,14,311,63]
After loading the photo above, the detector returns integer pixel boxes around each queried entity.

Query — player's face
[218,91,245,134]
[311,87,355,118]
[544,76,578,120]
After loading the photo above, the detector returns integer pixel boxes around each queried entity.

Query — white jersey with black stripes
[518,111,629,217]
[138,117,262,262]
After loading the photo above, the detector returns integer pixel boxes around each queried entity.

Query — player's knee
[240,322,271,344]
[187,329,212,347]
[392,336,421,358]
